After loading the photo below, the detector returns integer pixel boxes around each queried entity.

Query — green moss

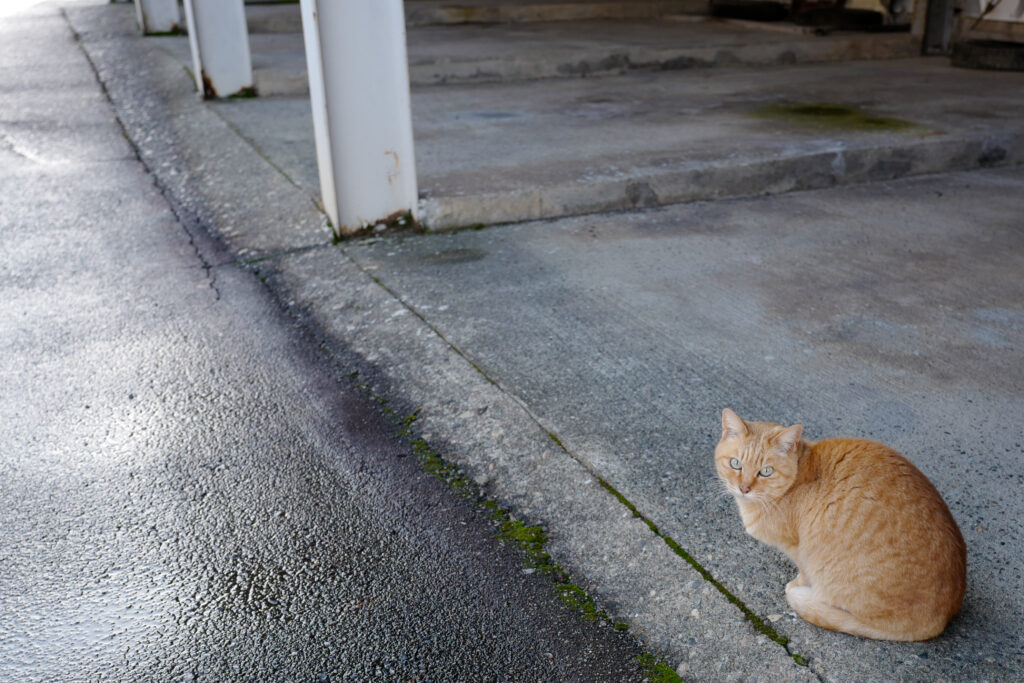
[596,477,809,667]
[392,409,633,633]
[556,583,600,620]
[143,28,182,37]
[754,102,921,132]
[495,518,558,576]
[336,380,672,673]
[638,653,683,683]
[229,86,258,99]
[498,521,547,559]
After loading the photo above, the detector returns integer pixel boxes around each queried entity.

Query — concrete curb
[405,0,707,27]
[404,33,919,87]
[419,131,1022,229]
[69,4,818,680]
[245,0,709,32]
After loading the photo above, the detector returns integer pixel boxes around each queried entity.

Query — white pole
[299,0,419,235]
[181,0,254,98]
[133,0,180,34]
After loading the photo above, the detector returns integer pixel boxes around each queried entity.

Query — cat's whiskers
[710,479,736,501]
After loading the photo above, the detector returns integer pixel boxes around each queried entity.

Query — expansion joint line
[346,250,816,675]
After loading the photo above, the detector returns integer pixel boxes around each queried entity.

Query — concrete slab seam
[204,102,317,202]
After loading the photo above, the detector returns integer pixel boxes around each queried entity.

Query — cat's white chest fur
[736,499,768,538]
[736,497,793,555]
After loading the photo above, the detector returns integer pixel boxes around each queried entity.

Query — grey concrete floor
[148,20,1024,229]
[0,3,657,680]
[63,1,1024,681]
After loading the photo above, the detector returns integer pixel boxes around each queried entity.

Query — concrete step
[224,17,920,96]
[155,5,1021,231]
[202,57,1023,230]
[244,3,301,34]
[404,0,705,26]
[244,0,706,34]
[403,19,917,85]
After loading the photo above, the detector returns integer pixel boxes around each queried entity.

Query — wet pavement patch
[417,248,488,265]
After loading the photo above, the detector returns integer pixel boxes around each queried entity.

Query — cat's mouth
[731,486,767,502]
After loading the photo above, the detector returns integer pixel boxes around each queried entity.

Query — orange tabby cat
[714,408,966,641]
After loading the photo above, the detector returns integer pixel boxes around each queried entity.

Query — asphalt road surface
[0,3,649,680]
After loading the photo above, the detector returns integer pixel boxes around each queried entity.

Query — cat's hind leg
[785,585,893,640]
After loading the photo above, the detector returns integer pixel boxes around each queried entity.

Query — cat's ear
[721,408,748,441]
[774,424,803,455]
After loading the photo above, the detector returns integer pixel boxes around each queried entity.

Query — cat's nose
[739,485,751,494]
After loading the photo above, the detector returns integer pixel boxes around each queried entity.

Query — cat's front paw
[785,584,813,612]
[785,572,808,592]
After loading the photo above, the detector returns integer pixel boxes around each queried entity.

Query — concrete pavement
[63,1,1024,681]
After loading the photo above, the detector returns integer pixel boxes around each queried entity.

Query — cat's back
[806,438,963,544]
[811,438,957,521]
[797,438,966,636]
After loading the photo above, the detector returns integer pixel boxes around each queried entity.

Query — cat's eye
[729,458,742,470]
[758,466,774,477]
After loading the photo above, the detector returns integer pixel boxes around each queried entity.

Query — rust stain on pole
[200,70,218,98]
[385,150,400,187]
